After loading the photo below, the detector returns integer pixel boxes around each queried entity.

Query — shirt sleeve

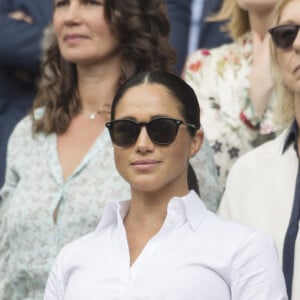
[44,250,65,300]
[0,118,23,299]
[0,127,21,298]
[231,231,288,300]
[0,122,22,200]
[0,211,10,299]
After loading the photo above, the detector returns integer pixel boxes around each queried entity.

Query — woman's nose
[64,3,81,25]
[293,30,300,52]
[134,127,155,153]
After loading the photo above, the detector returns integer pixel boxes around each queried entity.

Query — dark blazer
[166,0,192,74]
[0,0,53,187]
[166,0,232,73]
[198,0,232,49]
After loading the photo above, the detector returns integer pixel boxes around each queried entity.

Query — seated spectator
[0,1,221,299]
[44,71,287,300]
[0,0,53,187]
[196,0,232,50]
[166,0,232,73]
[219,0,300,298]
[183,0,279,189]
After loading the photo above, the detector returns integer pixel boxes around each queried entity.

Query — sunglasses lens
[148,118,179,145]
[271,25,298,49]
[109,120,139,147]
[107,118,183,147]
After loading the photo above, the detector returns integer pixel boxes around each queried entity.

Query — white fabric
[44,191,287,300]
[0,112,220,299]
[219,129,299,299]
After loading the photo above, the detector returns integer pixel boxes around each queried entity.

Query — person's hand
[248,32,274,116]
[8,10,33,24]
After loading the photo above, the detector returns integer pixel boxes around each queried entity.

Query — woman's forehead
[115,84,182,117]
[279,0,300,23]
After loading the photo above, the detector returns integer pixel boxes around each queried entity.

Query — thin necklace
[80,105,111,120]
[82,111,100,120]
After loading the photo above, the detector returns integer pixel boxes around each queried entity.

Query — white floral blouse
[0,112,221,300]
[183,33,279,189]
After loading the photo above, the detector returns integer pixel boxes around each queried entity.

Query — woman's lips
[293,64,300,73]
[64,34,88,43]
[131,159,161,170]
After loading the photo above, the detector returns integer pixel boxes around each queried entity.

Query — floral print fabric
[183,33,279,189]
[0,112,221,300]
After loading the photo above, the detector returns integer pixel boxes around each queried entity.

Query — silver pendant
[89,113,97,120]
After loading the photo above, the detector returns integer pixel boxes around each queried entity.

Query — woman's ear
[189,129,204,158]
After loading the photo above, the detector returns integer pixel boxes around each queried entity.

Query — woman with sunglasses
[183,0,279,190]
[44,70,287,300]
[0,1,221,299]
[220,0,300,298]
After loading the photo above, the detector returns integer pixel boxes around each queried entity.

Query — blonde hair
[269,0,295,126]
[208,0,250,40]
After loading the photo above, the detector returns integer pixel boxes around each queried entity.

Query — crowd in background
[0,0,299,299]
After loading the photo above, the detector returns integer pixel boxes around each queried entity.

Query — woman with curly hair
[0,0,220,299]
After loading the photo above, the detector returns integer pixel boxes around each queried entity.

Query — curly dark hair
[32,0,176,134]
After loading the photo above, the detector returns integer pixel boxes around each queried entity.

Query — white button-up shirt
[44,191,287,300]
[219,128,299,299]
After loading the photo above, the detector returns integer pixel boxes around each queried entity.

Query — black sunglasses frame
[106,117,198,147]
[269,24,300,49]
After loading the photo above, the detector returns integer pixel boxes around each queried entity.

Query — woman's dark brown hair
[110,71,201,195]
[32,0,176,135]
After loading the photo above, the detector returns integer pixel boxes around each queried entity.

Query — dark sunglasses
[105,117,198,147]
[269,24,300,49]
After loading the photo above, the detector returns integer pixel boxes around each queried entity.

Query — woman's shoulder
[229,128,289,174]
[208,210,275,253]
[9,108,46,145]
[10,115,33,140]
[54,231,98,269]
[184,38,248,75]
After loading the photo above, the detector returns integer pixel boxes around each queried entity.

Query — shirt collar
[282,120,298,154]
[96,200,130,232]
[96,190,207,232]
[175,190,207,231]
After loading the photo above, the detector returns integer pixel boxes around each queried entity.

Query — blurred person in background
[0,0,220,299]
[183,0,279,190]
[166,0,232,73]
[0,0,53,187]
[219,0,300,298]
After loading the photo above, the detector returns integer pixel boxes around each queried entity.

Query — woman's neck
[126,194,168,228]
[248,10,273,40]
[125,187,189,229]
[78,72,119,113]
[76,59,122,112]
[123,184,189,266]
